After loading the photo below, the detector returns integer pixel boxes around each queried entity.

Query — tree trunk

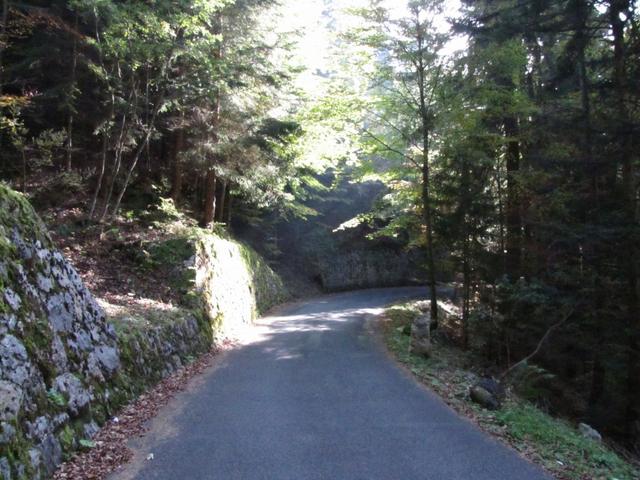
[200,14,223,228]
[504,116,521,279]
[201,170,217,228]
[609,0,639,445]
[194,174,202,211]
[144,63,151,174]
[0,0,8,95]
[495,158,507,276]
[171,128,185,203]
[21,147,26,193]
[110,122,156,218]
[66,13,79,171]
[224,184,232,227]
[461,157,472,350]
[88,133,108,220]
[110,85,167,218]
[462,237,471,350]
[0,0,8,149]
[422,158,439,327]
[414,28,439,327]
[99,114,127,222]
[588,352,606,421]
[573,0,598,216]
[215,179,227,223]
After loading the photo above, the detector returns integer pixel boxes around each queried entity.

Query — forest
[0,0,639,470]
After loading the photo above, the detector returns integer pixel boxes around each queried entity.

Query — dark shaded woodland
[1,0,639,455]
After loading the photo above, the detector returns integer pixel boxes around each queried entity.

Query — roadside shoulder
[372,301,640,480]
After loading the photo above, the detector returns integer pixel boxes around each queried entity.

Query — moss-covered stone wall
[0,185,287,479]
[195,233,288,339]
[0,185,121,479]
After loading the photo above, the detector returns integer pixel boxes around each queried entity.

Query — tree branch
[364,107,417,147]
[500,306,575,381]
[362,128,420,168]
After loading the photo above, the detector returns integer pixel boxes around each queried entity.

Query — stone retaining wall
[0,185,287,479]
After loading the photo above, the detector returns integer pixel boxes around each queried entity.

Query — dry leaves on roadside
[53,344,232,480]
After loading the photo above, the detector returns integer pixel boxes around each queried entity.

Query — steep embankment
[259,174,426,293]
[0,185,287,479]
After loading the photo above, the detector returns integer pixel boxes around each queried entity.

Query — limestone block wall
[0,185,120,479]
[195,234,288,339]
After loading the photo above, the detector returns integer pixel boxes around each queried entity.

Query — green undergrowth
[383,302,640,480]
[497,403,638,479]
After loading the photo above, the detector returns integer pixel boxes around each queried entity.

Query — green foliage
[58,425,75,454]
[144,238,194,270]
[47,389,67,408]
[496,403,638,480]
[78,438,96,450]
[0,183,49,249]
[29,130,67,169]
[32,170,84,208]
[508,363,557,405]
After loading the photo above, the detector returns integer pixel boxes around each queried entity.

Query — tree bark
[422,158,439,327]
[88,133,108,220]
[66,13,79,171]
[609,0,639,445]
[0,0,8,95]
[414,23,439,327]
[462,237,471,350]
[215,179,227,223]
[461,157,472,350]
[224,183,232,227]
[504,116,521,279]
[201,170,217,228]
[110,84,167,218]
[495,157,507,276]
[21,147,26,193]
[171,128,185,203]
[200,13,223,228]
[99,113,127,222]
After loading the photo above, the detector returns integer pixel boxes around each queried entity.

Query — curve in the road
[110,287,549,480]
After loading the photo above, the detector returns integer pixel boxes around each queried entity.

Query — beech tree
[346,0,446,326]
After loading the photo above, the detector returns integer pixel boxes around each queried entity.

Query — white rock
[53,373,92,416]
[0,457,11,480]
[579,422,602,442]
[3,289,21,312]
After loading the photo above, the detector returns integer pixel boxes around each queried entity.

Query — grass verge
[382,301,640,480]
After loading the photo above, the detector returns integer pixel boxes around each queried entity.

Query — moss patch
[4,421,36,480]
[0,182,50,246]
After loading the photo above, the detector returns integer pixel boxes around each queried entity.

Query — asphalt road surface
[110,287,549,480]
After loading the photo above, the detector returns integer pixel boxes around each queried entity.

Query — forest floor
[43,198,196,305]
[39,190,316,319]
[379,301,640,480]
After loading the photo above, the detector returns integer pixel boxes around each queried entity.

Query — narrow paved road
[111,287,549,480]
